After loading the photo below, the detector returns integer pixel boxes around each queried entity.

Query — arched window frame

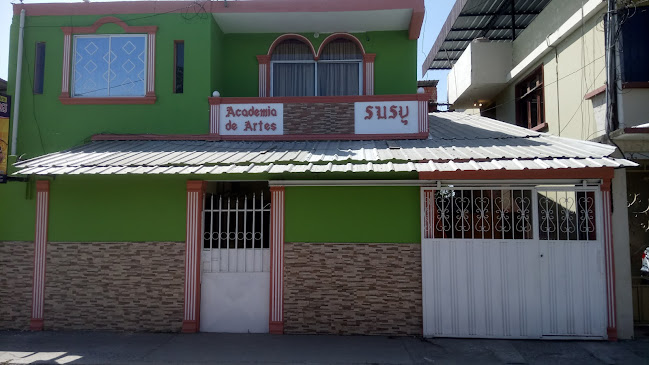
[269,35,317,97]
[257,33,375,97]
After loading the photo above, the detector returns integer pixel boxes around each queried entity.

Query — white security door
[421,186,607,339]
[537,188,607,337]
[200,192,270,333]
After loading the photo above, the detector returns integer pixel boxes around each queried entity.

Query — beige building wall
[492,1,607,141]
[488,0,634,339]
[612,168,634,339]
[512,0,592,65]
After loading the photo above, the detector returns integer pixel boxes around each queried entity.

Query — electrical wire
[445,52,606,120]
[10,1,210,29]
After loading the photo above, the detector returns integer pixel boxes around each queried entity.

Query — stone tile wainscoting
[284,242,422,335]
[0,242,33,330]
[44,242,185,331]
[284,103,354,135]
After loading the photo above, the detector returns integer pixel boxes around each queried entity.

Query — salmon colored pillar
[257,55,271,97]
[269,186,285,334]
[182,181,205,333]
[30,180,50,331]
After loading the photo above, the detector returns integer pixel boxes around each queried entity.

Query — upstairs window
[72,34,147,97]
[33,42,46,94]
[270,38,362,97]
[271,39,315,97]
[515,66,545,130]
[174,41,184,93]
[318,39,362,96]
[620,6,649,83]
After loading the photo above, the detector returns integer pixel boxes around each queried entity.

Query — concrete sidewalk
[1,331,648,365]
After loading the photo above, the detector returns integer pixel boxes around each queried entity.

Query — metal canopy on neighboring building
[13,113,634,176]
[422,0,551,72]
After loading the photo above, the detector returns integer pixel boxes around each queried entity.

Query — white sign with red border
[219,104,284,135]
[354,101,419,134]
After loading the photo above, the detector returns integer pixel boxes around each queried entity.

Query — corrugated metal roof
[13,112,634,176]
[422,0,551,72]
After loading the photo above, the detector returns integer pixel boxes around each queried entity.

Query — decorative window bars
[424,186,598,242]
[538,190,597,241]
[202,192,271,273]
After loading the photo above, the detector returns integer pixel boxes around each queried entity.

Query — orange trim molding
[363,54,376,63]
[269,186,285,334]
[267,34,317,58]
[256,55,271,64]
[600,177,612,192]
[31,180,50,331]
[36,180,50,192]
[187,180,207,192]
[419,167,615,181]
[60,16,157,105]
[210,93,428,105]
[316,33,366,57]
[59,96,157,105]
[409,6,425,40]
[61,16,157,35]
[92,132,429,142]
[260,33,376,96]
[182,180,206,333]
[15,0,425,18]
[584,84,606,100]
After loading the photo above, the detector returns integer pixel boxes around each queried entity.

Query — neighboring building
[424,0,648,332]
[417,79,438,112]
[0,78,7,93]
[0,0,635,340]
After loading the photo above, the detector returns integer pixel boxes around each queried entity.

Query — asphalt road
[1,330,649,364]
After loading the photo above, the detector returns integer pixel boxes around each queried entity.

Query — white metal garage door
[421,186,607,339]
[200,192,270,333]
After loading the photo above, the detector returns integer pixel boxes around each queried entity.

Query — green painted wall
[48,175,186,242]
[6,13,415,160]
[285,186,421,243]
[2,10,418,243]
[0,172,419,242]
[210,18,225,93]
[222,30,416,98]
[0,181,36,241]
[7,13,217,159]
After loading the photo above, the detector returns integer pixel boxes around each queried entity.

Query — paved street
[1,330,648,365]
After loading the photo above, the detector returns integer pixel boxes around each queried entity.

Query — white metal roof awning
[13,112,636,176]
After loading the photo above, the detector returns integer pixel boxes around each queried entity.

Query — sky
[0,0,453,102]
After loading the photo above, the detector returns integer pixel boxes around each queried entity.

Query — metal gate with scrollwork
[200,188,271,333]
[421,185,607,339]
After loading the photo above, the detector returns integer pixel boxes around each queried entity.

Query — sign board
[219,104,283,136]
[0,94,10,183]
[354,101,419,135]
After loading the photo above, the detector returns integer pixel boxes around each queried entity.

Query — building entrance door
[421,185,607,339]
[200,182,271,333]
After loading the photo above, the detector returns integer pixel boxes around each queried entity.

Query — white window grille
[202,192,270,273]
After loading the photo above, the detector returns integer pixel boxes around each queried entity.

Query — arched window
[270,37,363,97]
[271,39,315,97]
[318,39,362,96]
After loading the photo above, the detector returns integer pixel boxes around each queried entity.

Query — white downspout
[10,9,25,156]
